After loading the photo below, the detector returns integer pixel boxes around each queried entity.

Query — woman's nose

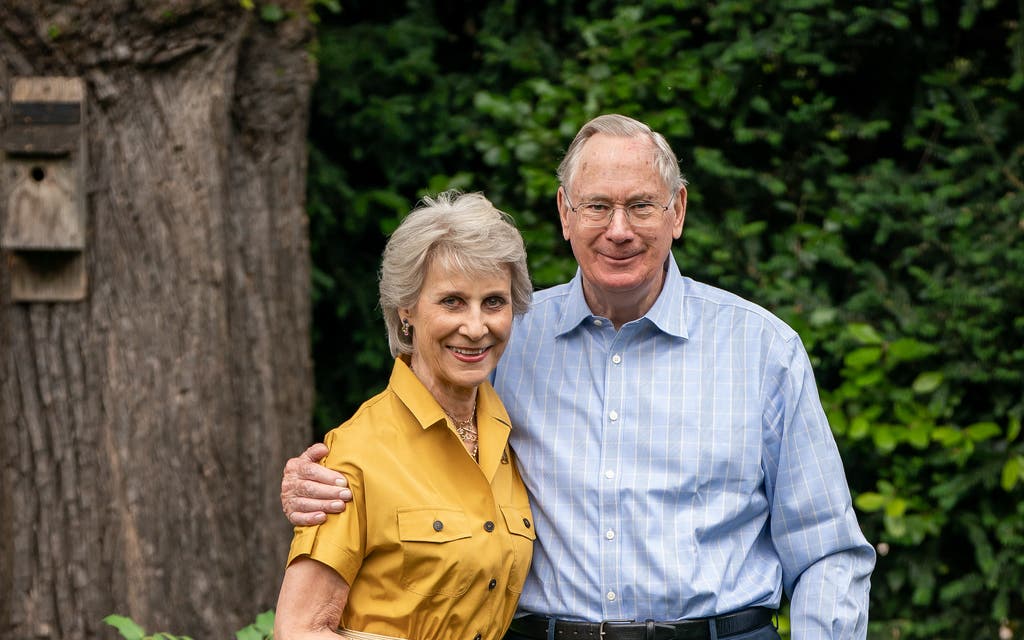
[460,308,488,340]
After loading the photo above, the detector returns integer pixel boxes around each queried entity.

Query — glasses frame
[563,190,676,228]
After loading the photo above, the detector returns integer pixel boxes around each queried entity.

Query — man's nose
[604,207,635,239]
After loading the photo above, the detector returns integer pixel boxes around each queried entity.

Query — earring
[401,318,410,336]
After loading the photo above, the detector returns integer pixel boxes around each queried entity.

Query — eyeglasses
[564,192,675,228]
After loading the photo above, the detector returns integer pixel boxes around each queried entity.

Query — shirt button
[606,591,616,601]
[523,518,531,528]
[605,529,615,540]
[483,521,495,532]
[604,470,615,479]
[474,634,482,640]
[593,319,603,326]
[609,410,619,421]
[433,520,443,532]
[488,578,497,590]
[611,354,622,364]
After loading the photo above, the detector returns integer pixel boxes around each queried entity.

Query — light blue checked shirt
[493,257,874,638]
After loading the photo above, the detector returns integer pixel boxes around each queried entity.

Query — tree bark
[0,2,315,638]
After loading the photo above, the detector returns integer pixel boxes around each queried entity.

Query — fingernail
[339,489,352,500]
[335,478,348,487]
[330,501,344,511]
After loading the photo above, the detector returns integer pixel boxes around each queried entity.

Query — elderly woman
[274,191,535,640]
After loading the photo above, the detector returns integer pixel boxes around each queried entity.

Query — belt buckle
[599,619,634,640]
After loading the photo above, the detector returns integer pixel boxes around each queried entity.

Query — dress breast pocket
[396,507,474,597]
[499,505,536,594]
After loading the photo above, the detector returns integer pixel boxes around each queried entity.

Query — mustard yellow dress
[288,357,535,640]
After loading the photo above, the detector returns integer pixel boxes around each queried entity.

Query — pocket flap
[500,505,537,540]
[397,507,472,543]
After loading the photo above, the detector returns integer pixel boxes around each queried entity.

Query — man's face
[558,133,686,314]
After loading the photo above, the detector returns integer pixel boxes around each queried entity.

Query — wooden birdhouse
[1,76,87,302]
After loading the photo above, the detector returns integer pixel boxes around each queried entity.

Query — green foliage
[235,610,276,640]
[307,1,1024,637]
[239,0,339,25]
[103,611,274,640]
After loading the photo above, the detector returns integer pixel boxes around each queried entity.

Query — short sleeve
[286,428,367,586]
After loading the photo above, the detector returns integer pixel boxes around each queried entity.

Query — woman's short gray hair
[556,114,687,193]
[379,190,532,357]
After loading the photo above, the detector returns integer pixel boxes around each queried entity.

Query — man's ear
[557,187,572,240]
[671,185,688,239]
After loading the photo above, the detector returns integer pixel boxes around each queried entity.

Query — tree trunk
[0,2,315,638]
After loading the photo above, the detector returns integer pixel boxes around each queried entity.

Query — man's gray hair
[556,114,687,194]
[379,190,532,357]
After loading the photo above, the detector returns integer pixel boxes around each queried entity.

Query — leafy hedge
[306,1,1024,636]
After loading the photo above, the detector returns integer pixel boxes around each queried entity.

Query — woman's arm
[274,556,352,640]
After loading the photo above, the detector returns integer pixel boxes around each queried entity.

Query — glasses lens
[627,203,659,225]
[572,199,668,227]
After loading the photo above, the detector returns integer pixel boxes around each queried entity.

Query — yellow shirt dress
[287,357,535,640]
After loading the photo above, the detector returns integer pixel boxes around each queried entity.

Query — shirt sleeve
[763,335,876,638]
[286,428,367,586]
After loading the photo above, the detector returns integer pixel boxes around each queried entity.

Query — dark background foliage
[304,0,1024,636]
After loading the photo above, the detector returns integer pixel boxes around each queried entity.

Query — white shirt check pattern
[493,258,874,638]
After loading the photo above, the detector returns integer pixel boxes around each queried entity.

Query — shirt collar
[554,255,689,339]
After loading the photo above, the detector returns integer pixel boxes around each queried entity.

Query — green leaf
[1001,456,1024,491]
[844,346,882,368]
[855,492,887,512]
[887,338,937,362]
[885,497,908,517]
[848,323,883,345]
[964,421,1001,442]
[260,4,285,22]
[912,371,944,394]
[254,610,275,632]
[1008,417,1021,442]
[103,615,146,640]
[849,415,871,439]
[932,426,963,448]
[235,628,263,640]
[872,426,898,453]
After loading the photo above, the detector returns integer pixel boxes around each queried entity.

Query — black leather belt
[508,607,775,640]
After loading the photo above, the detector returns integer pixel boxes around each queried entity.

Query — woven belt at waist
[508,607,775,640]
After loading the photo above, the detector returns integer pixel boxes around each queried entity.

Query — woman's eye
[441,297,462,307]
[485,296,507,309]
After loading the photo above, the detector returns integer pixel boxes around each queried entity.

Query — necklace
[444,403,478,459]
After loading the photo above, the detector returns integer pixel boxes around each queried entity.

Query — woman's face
[403,259,513,406]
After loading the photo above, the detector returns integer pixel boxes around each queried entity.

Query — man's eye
[584,203,610,213]
[629,202,657,215]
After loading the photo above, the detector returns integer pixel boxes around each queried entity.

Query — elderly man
[282,114,875,639]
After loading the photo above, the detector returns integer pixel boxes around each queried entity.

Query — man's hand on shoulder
[281,443,352,526]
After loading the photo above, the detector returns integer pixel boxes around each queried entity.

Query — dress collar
[389,356,512,481]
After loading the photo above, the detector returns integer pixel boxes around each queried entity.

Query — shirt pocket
[396,507,474,597]
[499,505,536,594]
